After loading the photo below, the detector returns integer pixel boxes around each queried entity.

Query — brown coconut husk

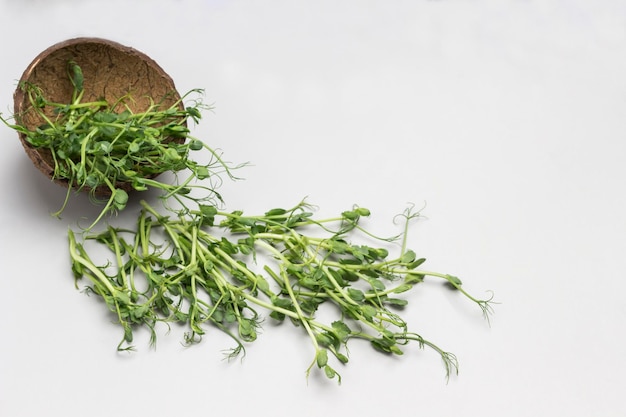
[13,37,185,197]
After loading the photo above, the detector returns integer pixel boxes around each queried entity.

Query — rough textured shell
[13,37,184,196]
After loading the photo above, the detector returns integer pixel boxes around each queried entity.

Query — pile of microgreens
[2,62,494,384]
[1,61,237,229]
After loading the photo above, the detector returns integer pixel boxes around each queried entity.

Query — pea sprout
[1,61,496,384]
[1,60,243,230]
[69,199,495,383]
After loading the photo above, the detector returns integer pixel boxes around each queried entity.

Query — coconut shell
[13,37,185,196]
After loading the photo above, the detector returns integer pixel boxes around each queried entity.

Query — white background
[1,1,625,416]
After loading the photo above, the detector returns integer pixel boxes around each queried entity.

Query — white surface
[1,1,625,416]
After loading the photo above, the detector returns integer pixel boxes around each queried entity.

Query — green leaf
[400,250,416,264]
[164,124,188,138]
[132,178,148,191]
[447,275,463,286]
[335,353,349,364]
[285,212,312,227]
[324,365,336,380]
[327,268,347,287]
[218,237,238,254]
[186,106,202,121]
[174,311,188,321]
[110,158,129,169]
[271,296,293,310]
[337,269,359,282]
[224,311,237,323]
[117,110,131,121]
[371,337,392,352]
[199,205,217,226]
[338,258,362,266]
[360,305,377,321]
[385,298,408,307]
[211,310,224,322]
[300,297,323,314]
[68,61,84,92]
[404,274,424,285]
[98,141,113,153]
[315,332,333,347]
[144,127,160,138]
[328,240,350,254]
[114,290,131,305]
[375,248,389,259]
[390,345,404,355]
[123,324,133,343]
[369,279,386,291]
[265,208,286,216]
[316,349,328,368]
[94,111,118,123]
[164,148,181,162]
[331,321,351,341]
[194,166,209,180]
[392,284,413,294]
[347,288,365,302]
[128,141,140,153]
[203,259,214,273]
[234,217,256,227]
[131,304,149,320]
[256,276,270,293]
[189,140,203,151]
[114,189,129,210]
[98,125,118,139]
[239,319,254,336]
[85,174,100,188]
[350,245,370,261]
[408,257,426,269]
[70,260,84,279]
[269,311,286,321]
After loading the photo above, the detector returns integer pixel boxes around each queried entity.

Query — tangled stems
[0,61,243,230]
[0,61,494,383]
[70,198,495,383]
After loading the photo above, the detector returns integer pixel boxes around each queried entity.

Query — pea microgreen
[1,61,242,229]
[70,198,495,383]
[1,61,496,384]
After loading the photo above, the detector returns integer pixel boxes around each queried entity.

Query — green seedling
[2,61,495,384]
[70,199,495,383]
[1,61,242,230]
